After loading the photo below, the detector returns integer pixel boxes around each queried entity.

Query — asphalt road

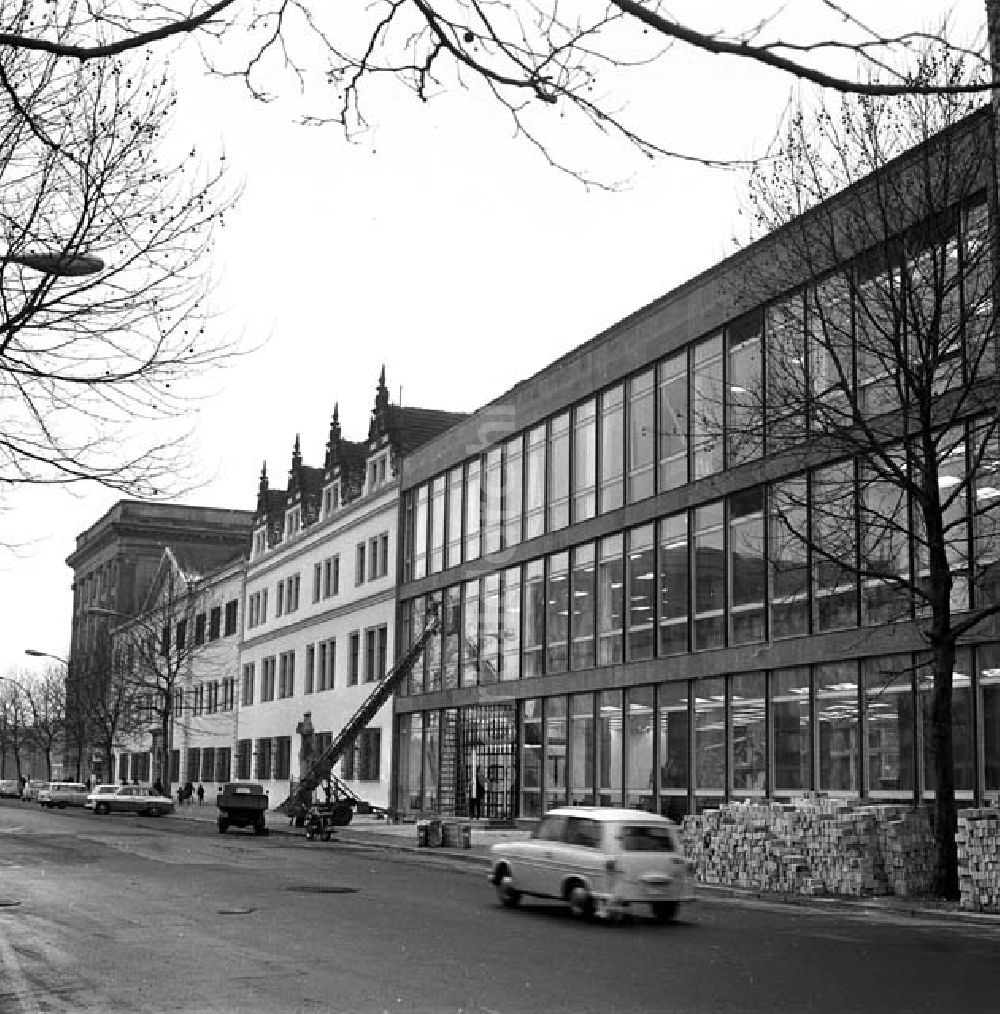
[0,801,998,1014]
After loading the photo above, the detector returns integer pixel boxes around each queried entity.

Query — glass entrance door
[458,704,517,820]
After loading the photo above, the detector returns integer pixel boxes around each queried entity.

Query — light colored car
[38,782,90,808]
[90,785,175,817]
[21,781,49,803]
[489,806,695,923]
[0,779,21,799]
[85,784,120,810]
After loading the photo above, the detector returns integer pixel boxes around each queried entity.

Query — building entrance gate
[456,704,516,821]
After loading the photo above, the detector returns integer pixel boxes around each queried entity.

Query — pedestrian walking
[469,765,487,819]
[197,783,205,805]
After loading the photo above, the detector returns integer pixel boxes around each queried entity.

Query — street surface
[0,801,998,1013]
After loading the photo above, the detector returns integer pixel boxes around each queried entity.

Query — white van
[38,782,90,808]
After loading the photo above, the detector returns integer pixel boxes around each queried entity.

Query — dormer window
[323,482,340,518]
[253,529,267,559]
[285,506,301,537]
[368,453,388,493]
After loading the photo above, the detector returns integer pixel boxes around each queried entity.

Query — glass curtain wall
[503,436,523,549]
[771,668,811,794]
[693,334,724,479]
[446,466,463,569]
[597,534,624,664]
[863,655,915,798]
[546,552,570,675]
[443,586,461,690]
[464,459,481,562]
[627,525,655,660]
[547,412,570,532]
[625,685,655,810]
[726,311,763,466]
[460,579,480,687]
[694,677,725,808]
[429,476,445,574]
[729,487,765,645]
[658,351,688,491]
[765,294,807,452]
[627,369,655,503]
[816,661,860,793]
[522,560,545,678]
[525,424,546,540]
[422,712,439,810]
[658,680,689,822]
[770,477,809,638]
[570,544,596,670]
[573,400,597,523]
[544,696,567,810]
[521,699,542,817]
[693,503,725,649]
[599,384,624,513]
[812,461,859,632]
[731,673,766,795]
[597,690,623,806]
[500,567,521,681]
[481,573,500,683]
[484,448,503,555]
[568,694,594,805]
[658,512,689,656]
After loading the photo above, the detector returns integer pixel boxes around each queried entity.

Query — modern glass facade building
[393,107,1000,822]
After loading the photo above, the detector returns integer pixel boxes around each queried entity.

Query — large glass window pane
[446,466,463,569]
[413,485,428,581]
[628,369,655,502]
[522,559,545,678]
[694,502,725,650]
[502,436,523,550]
[770,477,810,638]
[627,525,655,661]
[727,311,763,466]
[399,713,422,811]
[772,668,811,793]
[568,694,594,805]
[408,597,425,695]
[597,534,624,665]
[520,699,542,818]
[658,352,688,491]
[729,487,765,646]
[812,461,858,632]
[693,334,724,478]
[694,677,725,801]
[500,567,521,681]
[597,690,623,806]
[972,422,1000,608]
[657,680,690,822]
[855,253,902,418]
[963,198,994,377]
[425,590,442,692]
[863,655,915,798]
[443,585,461,690]
[460,579,480,688]
[464,459,481,562]
[525,424,546,540]
[731,673,766,795]
[547,412,570,532]
[573,399,597,523]
[766,294,807,452]
[599,385,624,513]
[920,649,974,799]
[625,686,655,811]
[807,274,853,432]
[860,449,910,625]
[570,543,595,670]
[544,697,567,810]
[429,475,445,574]
[422,712,439,811]
[980,644,1000,794]
[816,661,859,793]
[658,512,689,656]
[481,573,500,683]
[546,552,570,675]
[484,448,503,556]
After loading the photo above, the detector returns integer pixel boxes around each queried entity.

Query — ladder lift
[274,609,440,836]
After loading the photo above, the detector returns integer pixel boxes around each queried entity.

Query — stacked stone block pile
[957,810,1000,913]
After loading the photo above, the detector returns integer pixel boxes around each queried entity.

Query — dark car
[217,782,268,834]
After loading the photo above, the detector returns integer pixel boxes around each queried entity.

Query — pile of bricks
[682,796,936,900]
[957,809,1000,913]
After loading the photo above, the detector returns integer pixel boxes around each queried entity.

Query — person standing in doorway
[470,765,487,819]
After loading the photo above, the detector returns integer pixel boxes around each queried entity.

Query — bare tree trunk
[930,639,959,898]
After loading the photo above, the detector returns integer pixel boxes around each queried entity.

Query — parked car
[489,806,695,923]
[216,782,268,835]
[38,782,90,808]
[21,781,49,803]
[85,784,120,810]
[90,785,175,817]
[0,779,21,799]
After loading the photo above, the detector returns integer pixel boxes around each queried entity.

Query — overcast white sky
[2,1,988,678]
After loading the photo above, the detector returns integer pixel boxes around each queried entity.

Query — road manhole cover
[218,907,256,916]
[284,885,359,895]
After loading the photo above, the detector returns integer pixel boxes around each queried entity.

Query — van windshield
[617,825,676,852]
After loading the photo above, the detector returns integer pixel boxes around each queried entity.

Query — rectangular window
[502,437,523,549]
[863,656,915,798]
[547,412,570,531]
[377,624,388,680]
[359,728,382,781]
[693,333,724,479]
[429,475,446,573]
[597,534,624,665]
[766,294,807,452]
[500,567,521,681]
[521,699,542,818]
[570,543,595,670]
[546,552,570,675]
[979,644,1000,793]
[658,352,688,491]
[318,638,336,691]
[460,578,480,687]
[481,573,500,683]
[657,680,689,821]
[254,738,272,780]
[274,737,291,780]
[597,690,623,807]
[920,649,974,798]
[443,586,461,690]
[365,628,377,682]
[816,661,860,793]
[627,369,655,503]
[484,448,503,555]
[323,555,339,598]
[356,543,366,586]
[772,668,811,793]
[627,524,655,661]
[860,450,911,626]
[599,385,624,513]
[446,466,464,568]
[289,574,300,612]
[194,613,206,646]
[625,686,655,809]
[729,487,765,646]
[658,512,689,657]
[522,560,545,678]
[524,424,546,540]
[224,599,238,637]
[465,458,482,561]
[770,477,810,639]
[379,533,389,578]
[808,275,853,432]
[731,672,766,794]
[305,644,315,694]
[236,739,252,780]
[572,399,597,523]
[201,747,215,782]
[215,747,231,783]
[544,696,568,810]
[276,580,284,617]
[694,677,725,801]
[726,311,763,466]
[349,631,360,686]
[176,618,187,650]
[313,562,322,603]
[261,656,276,701]
[209,606,221,641]
[569,693,594,806]
[413,485,428,580]
[812,461,858,632]
[693,502,725,650]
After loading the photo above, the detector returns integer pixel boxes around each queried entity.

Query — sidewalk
[169,802,1000,927]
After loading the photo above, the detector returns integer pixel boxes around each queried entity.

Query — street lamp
[4,251,104,277]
